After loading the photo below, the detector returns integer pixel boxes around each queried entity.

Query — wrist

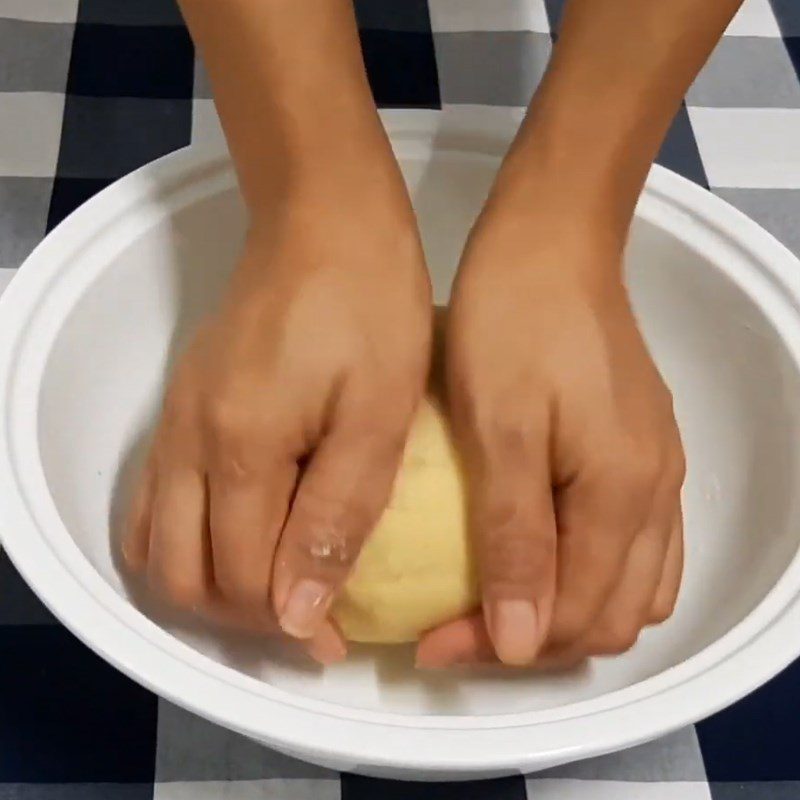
[480,147,629,267]
[243,113,412,223]
[486,75,667,249]
[465,167,626,291]
[487,125,643,250]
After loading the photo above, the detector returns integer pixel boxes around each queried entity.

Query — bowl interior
[37,146,800,718]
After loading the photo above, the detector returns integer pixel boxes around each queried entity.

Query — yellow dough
[333,392,479,643]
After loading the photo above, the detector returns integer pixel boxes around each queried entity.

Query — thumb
[272,410,408,640]
[471,427,557,666]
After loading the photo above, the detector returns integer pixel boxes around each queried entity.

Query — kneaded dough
[332,392,479,643]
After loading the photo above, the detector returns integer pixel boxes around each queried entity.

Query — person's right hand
[122,167,432,664]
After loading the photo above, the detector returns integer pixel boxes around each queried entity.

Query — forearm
[493,0,743,244]
[178,0,392,214]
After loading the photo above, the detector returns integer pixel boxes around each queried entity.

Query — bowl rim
[3,108,800,774]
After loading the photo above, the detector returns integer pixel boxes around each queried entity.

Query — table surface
[2,1,800,798]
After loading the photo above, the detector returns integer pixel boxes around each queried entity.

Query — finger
[650,512,684,624]
[203,596,347,665]
[416,614,495,669]
[273,409,408,640]
[579,516,672,656]
[208,458,297,608]
[147,463,210,611]
[122,454,156,572]
[549,471,649,647]
[416,614,585,672]
[468,413,557,666]
[305,619,348,666]
[201,598,347,665]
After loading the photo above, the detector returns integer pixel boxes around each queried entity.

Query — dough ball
[332,393,479,643]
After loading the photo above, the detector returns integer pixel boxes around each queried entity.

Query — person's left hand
[417,198,686,669]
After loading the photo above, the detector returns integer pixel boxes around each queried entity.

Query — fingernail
[307,632,347,666]
[279,580,332,639]
[487,600,540,666]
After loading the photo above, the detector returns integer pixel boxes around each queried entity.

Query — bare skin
[123,0,431,664]
[418,0,743,668]
[124,0,743,667]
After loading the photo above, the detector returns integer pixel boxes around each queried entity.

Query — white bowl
[2,108,800,781]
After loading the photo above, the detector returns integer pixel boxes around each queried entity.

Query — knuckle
[481,509,556,588]
[121,537,146,572]
[290,494,369,573]
[590,444,663,508]
[162,386,195,427]
[665,443,687,491]
[206,393,252,440]
[649,594,678,625]
[153,570,205,611]
[623,445,664,493]
[215,571,268,607]
[550,602,595,647]
[488,415,537,459]
[205,395,283,478]
[470,401,545,463]
[592,619,642,655]
[343,411,409,461]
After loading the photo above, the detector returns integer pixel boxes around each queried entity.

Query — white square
[428,0,550,33]
[724,0,781,37]
[524,779,713,800]
[154,780,340,800]
[0,92,64,177]
[191,98,228,152]
[0,0,78,22]
[688,107,800,188]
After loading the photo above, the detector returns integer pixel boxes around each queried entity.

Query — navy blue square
[0,626,158,782]
[47,177,114,230]
[55,95,192,180]
[342,775,527,800]
[0,785,156,799]
[67,23,193,99]
[360,30,440,108]
[697,656,800,781]
[656,103,708,188]
[0,552,56,625]
[78,0,185,26]
[783,38,800,85]
[354,0,432,32]
[544,0,567,36]
[771,0,800,35]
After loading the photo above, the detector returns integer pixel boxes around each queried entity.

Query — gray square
[155,701,337,782]
[713,187,800,258]
[57,96,192,179]
[0,177,52,270]
[538,727,707,781]
[153,780,339,799]
[434,31,552,106]
[687,37,800,108]
[193,58,212,99]
[0,18,74,93]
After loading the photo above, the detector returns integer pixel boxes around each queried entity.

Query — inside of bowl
[37,146,800,717]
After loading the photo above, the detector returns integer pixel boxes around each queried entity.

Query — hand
[417,201,685,669]
[123,172,432,664]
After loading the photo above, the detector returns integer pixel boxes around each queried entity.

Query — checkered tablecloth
[1,0,800,797]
